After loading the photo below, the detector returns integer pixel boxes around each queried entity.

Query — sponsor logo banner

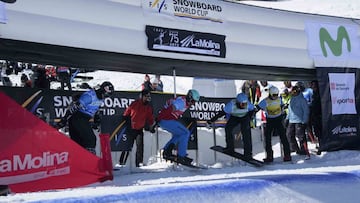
[146,25,226,58]
[0,87,230,151]
[0,92,112,193]
[331,124,358,137]
[305,22,360,68]
[328,73,356,115]
[142,0,225,23]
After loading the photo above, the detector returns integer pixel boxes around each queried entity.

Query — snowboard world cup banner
[142,0,225,23]
[0,87,230,151]
[146,25,226,58]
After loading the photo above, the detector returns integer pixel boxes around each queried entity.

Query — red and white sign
[0,92,113,193]
[328,73,356,115]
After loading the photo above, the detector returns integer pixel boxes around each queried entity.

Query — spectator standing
[259,80,272,99]
[280,85,292,128]
[241,80,261,104]
[57,66,72,91]
[154,74,164,92]
[309,80,322,142]
[141,74,154,91]
[208,93,255,159]
[20,73,32,87]
[118,89,156,167]
[257,86,292,162]
[158,89,200,164]
[241,80,261,128]
[57,81,114,154]
[286,83,310,157]
[302,82,313,105]
[33,65,50,89]
[282,80,293,93]
[152,75,164,92]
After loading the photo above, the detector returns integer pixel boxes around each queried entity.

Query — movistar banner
[146,25,226,58]
[305,22,360,68]
[142,0,225,23]
[306,21,360,151]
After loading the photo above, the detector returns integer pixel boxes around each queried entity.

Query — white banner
[142,0,225,23]
[305,22,360,68]
[0,2,6,24]
[328,73,357,115]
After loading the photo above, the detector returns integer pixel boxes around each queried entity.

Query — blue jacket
[224,99,254,118]
[287,94,309,124]
[78,89,103,117]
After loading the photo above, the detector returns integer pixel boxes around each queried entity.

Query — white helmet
[269,86,279,96]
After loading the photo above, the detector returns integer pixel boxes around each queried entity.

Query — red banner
[0,92,112,193]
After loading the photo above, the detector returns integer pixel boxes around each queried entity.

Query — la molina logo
[0,152,69,173]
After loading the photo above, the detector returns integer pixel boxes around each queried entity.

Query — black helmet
[100,81,114,98]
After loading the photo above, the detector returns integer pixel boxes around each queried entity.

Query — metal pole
[173,68,177,97]
[156,126,160,161]
[213,125,217,162]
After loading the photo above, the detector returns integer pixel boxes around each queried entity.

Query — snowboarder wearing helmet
[208,93,255,159]
[57,81,114,154]
[257,86,292,163]
[157,89,200,165]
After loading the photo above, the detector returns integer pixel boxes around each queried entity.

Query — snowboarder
[57,81,115,154]
[158,89,200,165]
[208,93,255,159]
[256,86,292,163]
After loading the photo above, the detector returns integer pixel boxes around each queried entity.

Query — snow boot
[283,155,292,162]
[263,151,273,163]
[163,143,175,159]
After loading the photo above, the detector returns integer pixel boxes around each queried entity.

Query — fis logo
[149,0,167,13]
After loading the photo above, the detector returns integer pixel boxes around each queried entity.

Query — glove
[56,118,67,129]
[149,122,158,133]
[92,112,101,130]
[149,127,156,134]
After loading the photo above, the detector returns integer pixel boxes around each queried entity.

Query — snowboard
[163,156,207,169]
[210,145,264,168]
